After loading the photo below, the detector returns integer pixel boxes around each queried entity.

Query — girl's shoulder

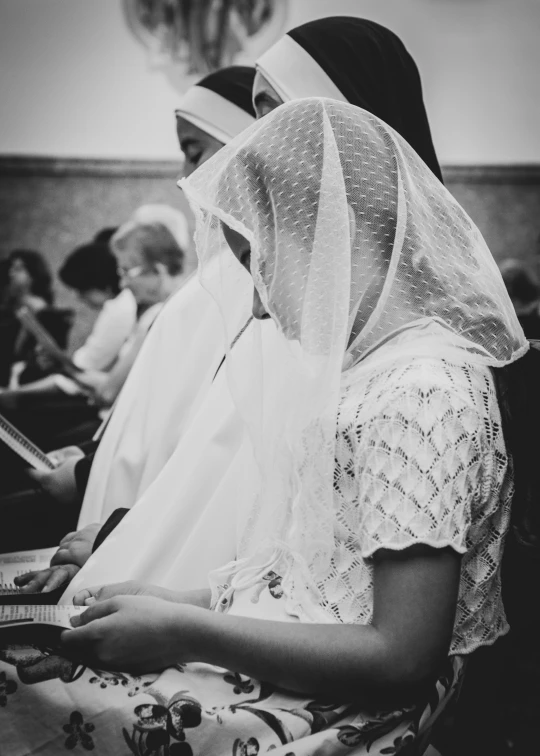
[338,355,499,444]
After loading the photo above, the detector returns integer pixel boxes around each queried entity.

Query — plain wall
[0,0,539,163]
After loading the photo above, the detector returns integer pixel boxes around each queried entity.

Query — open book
[0,548,58,588]
[0,548,64,604]
[0,411,56,472]
[0,604,84,647]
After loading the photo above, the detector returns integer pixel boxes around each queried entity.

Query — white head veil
[181,98,527,615]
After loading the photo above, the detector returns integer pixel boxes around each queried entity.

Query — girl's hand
[73,581,176,606]
[73,582,211,609]
[61,595,204,673]
[14,564,80,593]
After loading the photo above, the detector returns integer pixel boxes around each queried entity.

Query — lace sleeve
[338,363,497,559]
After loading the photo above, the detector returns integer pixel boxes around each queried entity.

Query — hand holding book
[0,604,84,661]
[0,549,68,605]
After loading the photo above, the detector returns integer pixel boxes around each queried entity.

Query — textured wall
[1,159,539,350]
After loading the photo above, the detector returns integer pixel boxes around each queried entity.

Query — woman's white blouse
[327,356,512,654]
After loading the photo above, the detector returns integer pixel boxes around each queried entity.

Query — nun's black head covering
[263,17,442,182]
[176,66,256,144]
[197,66,256,118]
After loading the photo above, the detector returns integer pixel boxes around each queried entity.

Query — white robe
[76,253,251,529]
[63,257,283,600]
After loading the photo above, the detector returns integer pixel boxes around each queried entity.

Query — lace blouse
[214,351,512,656]
[323,355,512,654]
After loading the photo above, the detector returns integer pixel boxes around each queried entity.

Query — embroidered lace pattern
[181,98,523,654]
[326,356,512,654]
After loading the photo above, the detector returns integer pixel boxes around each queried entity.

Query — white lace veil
[180,98,527,614]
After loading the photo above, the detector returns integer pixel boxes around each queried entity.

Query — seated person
[499,257,540,338]
[74,204,190,407]
[63,239,137,373]
[2,248,53,314]
[0,241,137,447]
[0,249,59,387]
[6,207,188,411]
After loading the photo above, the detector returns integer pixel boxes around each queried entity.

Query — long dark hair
[8,249,54,305]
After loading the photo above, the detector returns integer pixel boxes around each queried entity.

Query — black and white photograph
[0,1,539,754]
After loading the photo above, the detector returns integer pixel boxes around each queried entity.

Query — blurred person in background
[499,257,540,339]
[0,249,61,386]
[60,237,137,373]
[3,248,54,312]
[0,240,135,446]
[73,204,190,407]
[0,205,189,551]
[0,207,188,443]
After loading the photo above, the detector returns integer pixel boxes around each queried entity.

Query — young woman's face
[222,224,269,321]
[252,71,284,119]
[176,116,224,177]
[8,257,32,294]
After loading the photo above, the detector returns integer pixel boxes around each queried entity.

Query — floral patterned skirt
[0,645,464,756]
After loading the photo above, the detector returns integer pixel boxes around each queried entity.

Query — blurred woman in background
[499,257,540,338]
[74,203,190,408]
[0,206,188,432]
[60,237,137,374]
[0,249,57,386]
[4,248,54,312]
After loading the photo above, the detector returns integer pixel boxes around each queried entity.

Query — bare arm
[64,545,460,707]
[189,546,460,703]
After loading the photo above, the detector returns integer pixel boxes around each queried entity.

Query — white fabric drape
[75,253,250,529]
[63,316,284,601]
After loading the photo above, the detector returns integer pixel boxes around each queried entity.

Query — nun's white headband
[175,86,255,145]
[256,34,346,103]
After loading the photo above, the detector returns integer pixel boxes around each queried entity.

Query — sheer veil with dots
[181,98,527,618]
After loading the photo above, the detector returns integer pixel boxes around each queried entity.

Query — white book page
[0,548,57,588]
[0,604,84,630]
